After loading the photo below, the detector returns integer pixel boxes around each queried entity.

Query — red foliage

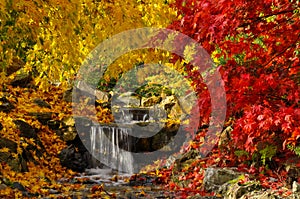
[168,0,300,165]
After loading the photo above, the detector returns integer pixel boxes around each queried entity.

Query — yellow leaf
[0,147,10,153]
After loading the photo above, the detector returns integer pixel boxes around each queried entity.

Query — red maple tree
[168,0,299,168]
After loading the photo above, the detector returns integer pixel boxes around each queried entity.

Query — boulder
[75,81,109,102]
[13,120,38,139]
[28,112,53,125]
[286,160,300,187]
[47,120,61,130]
[59,117,77,142]
[220,180,261,199]
[0,137,28,172]
[141,96,162,107]
[203,167,243,192]
[62,88,72,102]
[0,137,17,153]
[59,116,93,143]
[33,98,51,109]
[58,145,88,172]
[173,150,199,172]
[59,143,103,172]
[240,190,281,199]
[113,92,141,107]
[6,58,24,76]
[9,68,32,87]
[74,116,93,135]
[240,190,287,199]
[58,116,104,171]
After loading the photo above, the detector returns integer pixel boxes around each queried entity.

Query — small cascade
[142,114,148,122]
[115,107,150,123]
[90,125,134,174]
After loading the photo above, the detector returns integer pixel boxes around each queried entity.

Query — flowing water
[90,125,134,174]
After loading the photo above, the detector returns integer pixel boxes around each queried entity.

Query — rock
[240,190,281,199]
[173,150,199,171]
[62,116,75,127]
[10,68,32,87]
[218,126,232,147]
[60,116,92,146]
[0,184,7,190]
[149,105,167,121]
[75,80,109,102]
[0,136,40,172]
[58,116,103,171]
[63,88,73,102]
[0,152,12,162]
[0,137,17,153]
[220,180,261,199]
[159,95,176,109]
[13,120,38,139]
[58,145,88,172]
[48,189,60,194]
[6,58,24,76]
[203,167,243,192]
[165,155,177,168]
[60,117,77,142]
[141,96,162,107]
[33,98,51,109]
[59,116,92,143]
[47,120,61,130]
[21,139,44,163]
[114,92,141,107]
[28,112,53,125]
[12,182,26,192]
[293,181,300,193]
[94,90,109,102]
[0,152,27,172]
[286,161,300,187]
[63,127,77,142]
[158,95,187,120]
[168,102,183,119]
[114,107,150,122]
[74,116,93,134]
[0,97,14,113]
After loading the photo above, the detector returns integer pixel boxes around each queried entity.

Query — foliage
[1,0,177,90]
[287,144,300,157]
[259,145,277,165]
[0,0,179,197]
[167,0,300,167]
[1,0,299,197]
[0,0,36,73]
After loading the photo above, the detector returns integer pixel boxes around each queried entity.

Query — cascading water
[90,125,134,174]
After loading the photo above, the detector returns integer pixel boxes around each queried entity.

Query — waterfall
[90,125,134,174]
[142,113,148,122]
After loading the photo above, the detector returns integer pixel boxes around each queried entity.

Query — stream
[47,168,221,199]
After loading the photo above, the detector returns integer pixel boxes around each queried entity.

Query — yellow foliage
[0,1,189,197]
[0,0,178,90]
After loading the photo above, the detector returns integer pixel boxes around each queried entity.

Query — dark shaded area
[0,97,14,112]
